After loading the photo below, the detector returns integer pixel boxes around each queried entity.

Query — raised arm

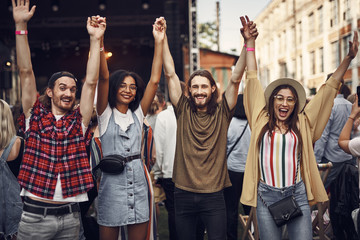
[242,16,257,72]
[140,17,164,116]
[79,16,106,127]
[96,17,110,116]
[12,0,37,118]
[161,20,182,106]
[225,16,258,110]
[339,95,360,154]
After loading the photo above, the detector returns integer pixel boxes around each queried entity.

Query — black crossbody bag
[227,122,248,158]
[258,153,303,227]
[92,154,141,174]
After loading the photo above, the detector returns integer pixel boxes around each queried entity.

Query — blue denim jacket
[0,136,23,239]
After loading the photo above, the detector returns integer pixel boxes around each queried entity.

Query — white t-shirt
[20,115,89,202]
[98,104,144,137]
[349,137,360,157]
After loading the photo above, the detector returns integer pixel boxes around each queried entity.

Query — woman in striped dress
[240,15,359,240]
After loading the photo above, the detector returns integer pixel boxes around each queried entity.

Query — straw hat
[264,78,306,113]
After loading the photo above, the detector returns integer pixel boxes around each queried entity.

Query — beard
[52,95,75,112]
[189,93,211,110]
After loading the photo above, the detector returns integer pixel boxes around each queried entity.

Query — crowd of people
[1,0,360,240]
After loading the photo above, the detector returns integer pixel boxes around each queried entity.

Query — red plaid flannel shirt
[18,99,94,199]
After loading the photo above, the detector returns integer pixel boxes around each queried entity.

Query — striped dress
[259,130,301,188]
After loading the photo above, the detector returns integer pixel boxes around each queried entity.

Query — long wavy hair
[108,70,145,112]
[187,69,219,115]
[0,99,16,150]
[258,85,303,150]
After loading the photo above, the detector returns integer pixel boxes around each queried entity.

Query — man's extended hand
[153,17,166,43]
[12,0,36,24]
[87,15,106,40]
[240,15,254,42]
[348,31,359,59]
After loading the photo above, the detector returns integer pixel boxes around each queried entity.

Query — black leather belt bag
[93,154,141,174]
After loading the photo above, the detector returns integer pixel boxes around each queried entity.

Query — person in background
[0,99,24,240]
[241,12,359,239]
[95,16,164,240]
[146,91,166,132]
[224,94,251,240]
[337,93,360,240]
[314,82,355,189]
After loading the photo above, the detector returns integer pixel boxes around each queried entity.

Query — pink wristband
[246,47,255,52]
[15,30,28,35]
[244,44,247,48]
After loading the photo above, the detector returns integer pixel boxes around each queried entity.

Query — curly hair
[108,70,145,112]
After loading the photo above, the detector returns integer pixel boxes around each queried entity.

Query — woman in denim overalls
[0,100,24,240]
[94,16,165,240]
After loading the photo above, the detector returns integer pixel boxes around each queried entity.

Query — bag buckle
[282,212,290,220]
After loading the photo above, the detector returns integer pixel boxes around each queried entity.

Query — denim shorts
[256,180,312,240]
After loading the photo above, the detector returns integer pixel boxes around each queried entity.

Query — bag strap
[258,152,301,208]
[227,121,248,159]
[0,136,18,163]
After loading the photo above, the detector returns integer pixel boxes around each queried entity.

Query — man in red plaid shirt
[12,0,105,239]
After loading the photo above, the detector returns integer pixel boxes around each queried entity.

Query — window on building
[297,21,302,43]
[310,51,315,75]
[342,35,351,60]
[343,0,351,20]
[299,55,303,79]
[292,59,296,79]
[331,41,340,69]
[278,34,282,55]
[318,6,323,34]
[319,47,324,73]
[290,26,295,45]
[283,31,286,53]
[330,0,338,27]
[280,62,287,78]
[309,12,315,37]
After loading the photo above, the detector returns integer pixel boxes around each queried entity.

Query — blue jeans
[174,188,226,240]
[17,209,80,240]
[256,180,312,240]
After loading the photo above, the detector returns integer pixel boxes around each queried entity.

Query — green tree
[198,21,218,50]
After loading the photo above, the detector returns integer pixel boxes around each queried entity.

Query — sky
[197,0,271,54]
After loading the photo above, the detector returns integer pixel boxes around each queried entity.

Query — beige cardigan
[240,71,340,207]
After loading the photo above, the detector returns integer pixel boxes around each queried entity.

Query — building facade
[255,0,360,94]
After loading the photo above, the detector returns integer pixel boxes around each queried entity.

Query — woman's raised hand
[153,17,166,43]
[12,0,36,24]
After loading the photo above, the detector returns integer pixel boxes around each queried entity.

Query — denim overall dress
[0,136,23,239]
[98,111,149,226]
